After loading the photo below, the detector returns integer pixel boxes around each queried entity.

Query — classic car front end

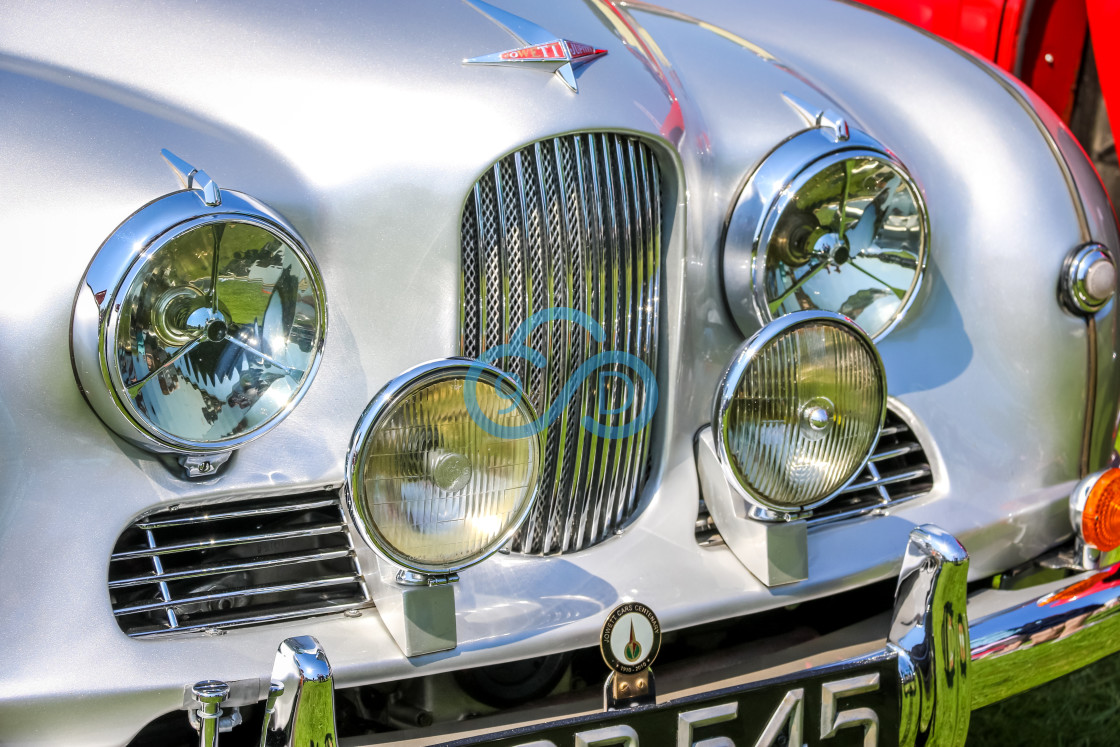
[2,0,1120,745]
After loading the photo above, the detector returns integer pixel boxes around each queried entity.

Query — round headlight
[72,188,327,457]
[346,360,543,575]
[714,311,885,513]
[724,128,927,341]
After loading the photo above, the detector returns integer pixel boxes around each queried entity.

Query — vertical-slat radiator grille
[460,133,663,555]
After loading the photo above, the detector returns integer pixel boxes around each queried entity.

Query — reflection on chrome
[114,220,321,445]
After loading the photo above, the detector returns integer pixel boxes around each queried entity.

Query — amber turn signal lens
[1081,469,1120,551]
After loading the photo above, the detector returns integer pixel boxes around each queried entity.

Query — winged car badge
[463,0,607,92]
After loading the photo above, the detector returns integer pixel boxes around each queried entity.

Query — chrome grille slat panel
[696,410,935,545]
[108,492,369,637]
[461,133,662,554]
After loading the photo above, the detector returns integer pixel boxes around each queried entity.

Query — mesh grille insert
[109,493,369,637]
[460,133,663,555]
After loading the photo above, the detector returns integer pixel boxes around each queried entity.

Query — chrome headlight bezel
[345,359,544,576]
[713,310,887,515]
[71,187,328,457]
[723,127,929,341]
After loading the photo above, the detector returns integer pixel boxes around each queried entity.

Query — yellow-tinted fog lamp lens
[714,311,886,512]
[347,361,543,574]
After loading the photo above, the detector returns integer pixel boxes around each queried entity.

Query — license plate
[445,650,899,747]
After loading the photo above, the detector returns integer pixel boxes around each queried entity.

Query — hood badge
[463,0,607,92]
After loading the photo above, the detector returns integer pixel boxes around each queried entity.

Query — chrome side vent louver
[697,410,934,546]
[460,132,663,555]
[109,493,369,637]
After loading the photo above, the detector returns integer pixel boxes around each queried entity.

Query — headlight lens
[73,185,327,461]
[112,218,324,448]
[723,128,927,342]
[759,154,925,339]
[715,311,885,512]
[347,361,542,574]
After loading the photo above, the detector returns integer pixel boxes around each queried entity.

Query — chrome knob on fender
[1063,243,1116,314]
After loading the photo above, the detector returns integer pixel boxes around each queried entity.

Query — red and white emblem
[464,0,607,92]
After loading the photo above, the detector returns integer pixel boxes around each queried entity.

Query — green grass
[969,652,1120,745]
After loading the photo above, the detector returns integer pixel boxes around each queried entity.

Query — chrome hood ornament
[463,0,607,92]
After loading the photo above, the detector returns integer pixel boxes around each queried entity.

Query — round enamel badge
[600,602,661,675]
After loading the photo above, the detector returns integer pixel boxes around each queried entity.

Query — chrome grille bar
[110,524,347,560]
[133,498,337,529]
[114,575,361,615]
[838,466,933,494]
[108,549,355,589]
[461,133,662,554]
[127,602,369,638]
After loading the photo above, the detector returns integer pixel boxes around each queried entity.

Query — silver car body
[1,0,1117,743]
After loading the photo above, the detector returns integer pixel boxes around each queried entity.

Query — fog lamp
[346,360,543,575]
[1072,468,1120,552]
[714,311,885,513]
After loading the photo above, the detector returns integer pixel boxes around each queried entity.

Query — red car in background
[861,0,1120,201]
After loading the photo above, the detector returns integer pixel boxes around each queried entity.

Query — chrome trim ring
[713,311,886,515]
[345,359,545,575]
[71,188,327,456]
[723,127,929,341]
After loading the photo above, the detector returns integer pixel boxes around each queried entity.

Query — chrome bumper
[192,525,1120,746]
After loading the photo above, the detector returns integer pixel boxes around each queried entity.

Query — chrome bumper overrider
[192,525,1120,746]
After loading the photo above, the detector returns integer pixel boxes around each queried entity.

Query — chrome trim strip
[110,524,347,560]
[108,549,354,589]
[133,499,337,529]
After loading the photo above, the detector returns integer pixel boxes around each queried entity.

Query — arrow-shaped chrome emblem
[463,0,607,92]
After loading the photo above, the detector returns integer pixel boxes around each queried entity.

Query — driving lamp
[714,311,886,513]
[71,152,327,466]
[346,360,543,575]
